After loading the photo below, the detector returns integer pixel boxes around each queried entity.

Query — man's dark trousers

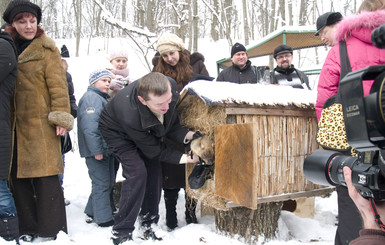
[112,145,162,236]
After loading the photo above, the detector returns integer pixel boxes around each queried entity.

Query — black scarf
[274,64,295,75]
[14,35,33,56]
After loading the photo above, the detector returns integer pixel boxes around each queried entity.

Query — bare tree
[93,0,156,70]
[122,0,127,23]
[192,0,198,52]
[288,0,293,25]
[134,0,145,29]
[210,0,220,41]
[145,0,156,32]
[242,0,249,45]
[94,0,104,36]
[73,0,82,57]
[279,0,286,26]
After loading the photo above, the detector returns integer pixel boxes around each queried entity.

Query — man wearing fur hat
[98,72,200,244]
[270,44,310,89]
[217,42,267,83]
[315,12,343,47]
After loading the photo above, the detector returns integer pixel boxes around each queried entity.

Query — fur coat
[12,34,74,178]
[316,10,385,120]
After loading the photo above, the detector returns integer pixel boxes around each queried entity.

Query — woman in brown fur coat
[3,0,73,241]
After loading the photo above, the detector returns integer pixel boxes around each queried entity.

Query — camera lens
[303,150,357,186]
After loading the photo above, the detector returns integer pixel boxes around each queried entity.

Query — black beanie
[273,44,293,59]
[3,0,42,24]
[231,43,246,57]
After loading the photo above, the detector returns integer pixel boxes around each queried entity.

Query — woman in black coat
[0,29,19,243]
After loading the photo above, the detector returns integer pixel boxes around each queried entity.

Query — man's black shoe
[111,235,132,245]
[142,229,163,241]
[111,231,132,245]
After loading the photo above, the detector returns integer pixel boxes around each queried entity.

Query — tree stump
[214,202,283,243]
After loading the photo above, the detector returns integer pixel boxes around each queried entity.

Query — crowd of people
[1,0,385,244]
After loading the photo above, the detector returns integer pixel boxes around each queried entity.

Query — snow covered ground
[2,145,339,245]
[0,37,342,244]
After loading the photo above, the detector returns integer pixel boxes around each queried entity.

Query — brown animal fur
[190,135,215,165]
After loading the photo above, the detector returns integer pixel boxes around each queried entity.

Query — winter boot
[111,230,133,245]
[0,216,20,244]
[164,188,179,230]
[185,194,198,224]
[142,228,163,241]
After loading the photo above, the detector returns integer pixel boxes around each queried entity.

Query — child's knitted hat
[89,69,112,85]
[108,48,129,61]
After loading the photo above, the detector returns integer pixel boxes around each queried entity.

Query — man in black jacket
[0,28,19,244]
[98,72,200,244]
[217,42,267,83]
[270,44,311,89]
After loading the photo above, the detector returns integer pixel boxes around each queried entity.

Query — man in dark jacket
[0,29,19,243]
[270,44,311,89]
[98,72,200,244]
[217,42,267,83]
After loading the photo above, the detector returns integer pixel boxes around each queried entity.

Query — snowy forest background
[0,0,364,74]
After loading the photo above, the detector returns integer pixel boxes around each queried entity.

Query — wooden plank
[225,187,334,209]
[215,123,257,209]
[256,187,335,204]
[225,107,316,117]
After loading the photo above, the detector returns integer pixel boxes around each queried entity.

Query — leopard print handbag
[316,40,356,156]
[316,95,353,154]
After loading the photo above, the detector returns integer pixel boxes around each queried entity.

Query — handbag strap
[339,40,352,81]
[334,40,352,101]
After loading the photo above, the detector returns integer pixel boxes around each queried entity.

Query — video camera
[304,65,385,200]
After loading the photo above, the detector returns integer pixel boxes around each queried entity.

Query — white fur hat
[108,48,129,61]
[156,33,185,55]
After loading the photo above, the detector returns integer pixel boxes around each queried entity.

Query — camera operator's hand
[343,167,385,230]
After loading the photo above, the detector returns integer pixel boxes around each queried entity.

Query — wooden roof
[216,26,325,71]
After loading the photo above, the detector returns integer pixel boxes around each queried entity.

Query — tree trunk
[73,0,82,57]
[193,0,198,52]
[288,0,293,26]
[299,0,308,25]
[215,202,283,243]
[268,0,276,69]
[134,0,144,29]
[279,0,286,26]
[145,0,155,32]
[94,0,105,37]
[223,0,233,44]
[122,0,127,23]
[211,0,219,41]
[242,0,249,46]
